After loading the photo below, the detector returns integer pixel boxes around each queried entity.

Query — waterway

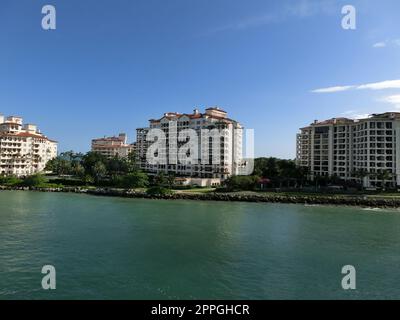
[0,191,399,299]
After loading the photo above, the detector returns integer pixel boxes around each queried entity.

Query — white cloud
[372,39,400,48]
[357,80,400,90]
[311,86,354,93]
[352,113,371,120]
[209,0,335,33]
[341,110,356,115]
[312,80,400,93]
[380,95,400,107]
[373,42,387,48]
[285,0,336,18]
[341,110,371,120]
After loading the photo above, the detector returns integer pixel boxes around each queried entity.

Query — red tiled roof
[92,137,124,142]
[149,112,233,123]
[1,122,22,126]
[0,131,57,142]
[14,132,46,138]
[312,118,354,125]
[188,113,202,119]
[206,107,227,113]
[93,145,130,149]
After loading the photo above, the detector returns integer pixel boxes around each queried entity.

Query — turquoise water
[0,191,400,300]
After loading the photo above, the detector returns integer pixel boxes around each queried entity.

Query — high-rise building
[136,107,244,180]
[0,114,58,177]
[91,133,135,159]
[296,112,400,188]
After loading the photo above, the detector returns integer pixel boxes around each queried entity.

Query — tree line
[223,158,310,191]
[4,152,392,192]
[45,151,149,188]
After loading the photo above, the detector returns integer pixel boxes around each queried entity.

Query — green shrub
[21,174,48,187]
[49,178,86,186]
[146,186,173,195]
[121,172,149,188]
[215,186,229,193]
[0,175,23,186]
[224,175,260,191]
[170,185,193,190]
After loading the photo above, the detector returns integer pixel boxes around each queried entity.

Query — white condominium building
[91,133,135,159]
[296,112,400,188]
[136,107,244,179]
[0,114,58,177]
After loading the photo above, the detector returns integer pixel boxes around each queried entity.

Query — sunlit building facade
[91,133,135,159]
[136,107,244,180]
[0,114,58,177]
[297,112,400,188]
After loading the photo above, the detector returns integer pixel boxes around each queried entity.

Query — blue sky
[1,0,400,158]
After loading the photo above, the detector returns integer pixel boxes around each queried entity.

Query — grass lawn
[233,190,400,199]
[175,188,216,194]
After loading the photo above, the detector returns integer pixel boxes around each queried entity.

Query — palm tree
[352,169,369,189]
[377,170,392,191]
[167,173,176,188]
[93,161,107,183]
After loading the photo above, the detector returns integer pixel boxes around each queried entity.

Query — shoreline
[1,185,400,209]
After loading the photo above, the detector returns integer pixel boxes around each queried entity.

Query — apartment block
[297,112,400,188]
[0,114,58,177]
[136,107,244,180]
[91,133,135,159]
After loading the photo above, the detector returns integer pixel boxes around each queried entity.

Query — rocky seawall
[1,185,400,208]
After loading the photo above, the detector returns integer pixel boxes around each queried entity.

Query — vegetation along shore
[2,151,400,208]
[2,186,400,209]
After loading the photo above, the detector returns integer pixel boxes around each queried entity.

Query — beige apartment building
[0,115,58,177]
[91,133,135,159]
[136,107,245,182]
[297,112,400,188]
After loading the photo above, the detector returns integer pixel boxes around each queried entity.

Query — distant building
[174,177,222,187]
[0,114,58,176]
[297,112,400,188]
[91,133,135,159]
[136,107,245,180]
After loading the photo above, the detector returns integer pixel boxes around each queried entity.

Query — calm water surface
[1,191,400,300]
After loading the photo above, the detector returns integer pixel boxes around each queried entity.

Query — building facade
[136,107,244,180]
[0,115,58,177]
[297,112,400,188]
[91,133,135,159]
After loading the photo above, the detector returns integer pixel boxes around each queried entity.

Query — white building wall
[136,108,244,179]
[0,114,57,177]
[297,113,400,188]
